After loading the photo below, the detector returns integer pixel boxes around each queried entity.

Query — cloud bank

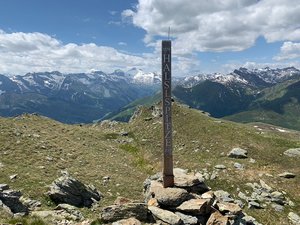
[124,0,300,53]
[0,30,156,75]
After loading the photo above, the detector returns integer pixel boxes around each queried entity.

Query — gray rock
[234,213,262,225]
[214,165,226,170]
[234,163,244,170]
[278,172,296,178]
[259,180,272,193]
[238,192,248,201]
[175,212,198,225]
[176,198,211,216]
[146,181,191,207]
[284,148,300,157]
[20,197,41,211]
[112,217,142,225]
[144,169,209,196]
[210,171,218,180]
[270,191,286,205]
[101,203,148,223]
[216,202,242,215]
[47,172,102,207]
[148,206,182,225]
[31,209,82,222]
[248,201,262,209]
[214,190,234,203]
[249,158,256,163]
[228,148,248,159]
[55,204,83,221]
[271,203,284,212]
[0,189,28,215]
[0,184,9,191]
[288,212,300,225]
[9,174,18,180]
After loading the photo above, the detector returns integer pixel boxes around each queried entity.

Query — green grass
[0,104,299,224]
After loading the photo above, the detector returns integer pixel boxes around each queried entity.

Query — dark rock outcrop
[47,172,103,207]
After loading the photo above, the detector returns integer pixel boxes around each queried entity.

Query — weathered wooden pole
[162,40,174,187]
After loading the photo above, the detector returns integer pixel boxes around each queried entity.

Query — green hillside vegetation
[0,103,299,224]
[101,92,161,122]
[172,80,255,117]
[226,79,300,131]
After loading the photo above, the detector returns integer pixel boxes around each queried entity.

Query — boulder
[228,148,248,159]
[175,211,198,225]
[100,203,148,223]
[148,206,182,225]
[176,198,211,216]
[284,148,300,157]
[144,169,209,197]
[288,212,300,225]
[145,181,191,207]
[0,188,28,215]
[206,210,229,225]
[217,202,242,216]
[47,172,102,207]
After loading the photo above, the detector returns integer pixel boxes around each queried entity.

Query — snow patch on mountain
[125,68,161,85]
[181,67,300,88]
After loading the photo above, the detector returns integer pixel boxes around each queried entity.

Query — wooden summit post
[162,40,174,187]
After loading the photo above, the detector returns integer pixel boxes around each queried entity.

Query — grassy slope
[0,104,299,224]
[225,79,300,131]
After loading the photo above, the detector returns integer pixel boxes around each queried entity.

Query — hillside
[0,103,299,224]
[225,79,300,130]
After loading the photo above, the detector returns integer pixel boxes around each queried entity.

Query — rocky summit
[100,168,263,225]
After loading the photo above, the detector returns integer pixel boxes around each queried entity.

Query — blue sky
[0,0,300,76]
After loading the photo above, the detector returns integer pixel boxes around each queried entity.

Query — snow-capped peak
[125,68,161,85]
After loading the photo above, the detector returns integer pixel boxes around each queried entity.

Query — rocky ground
[1,167,299,224]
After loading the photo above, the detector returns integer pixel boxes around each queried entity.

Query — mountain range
[0,69,160,123]
[173,67,300,130]
[0,66,300,130]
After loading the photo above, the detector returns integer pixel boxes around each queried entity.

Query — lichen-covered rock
[148,206,182,225]
[100,203,148,223]
[145,180,191,207]
[175,211,198,225]
[176,198,211,216]
[47,172,102,207]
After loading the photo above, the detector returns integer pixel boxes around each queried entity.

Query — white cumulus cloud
[124,0,300,53]
[274,41,300,61]
[0,30,157,75]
